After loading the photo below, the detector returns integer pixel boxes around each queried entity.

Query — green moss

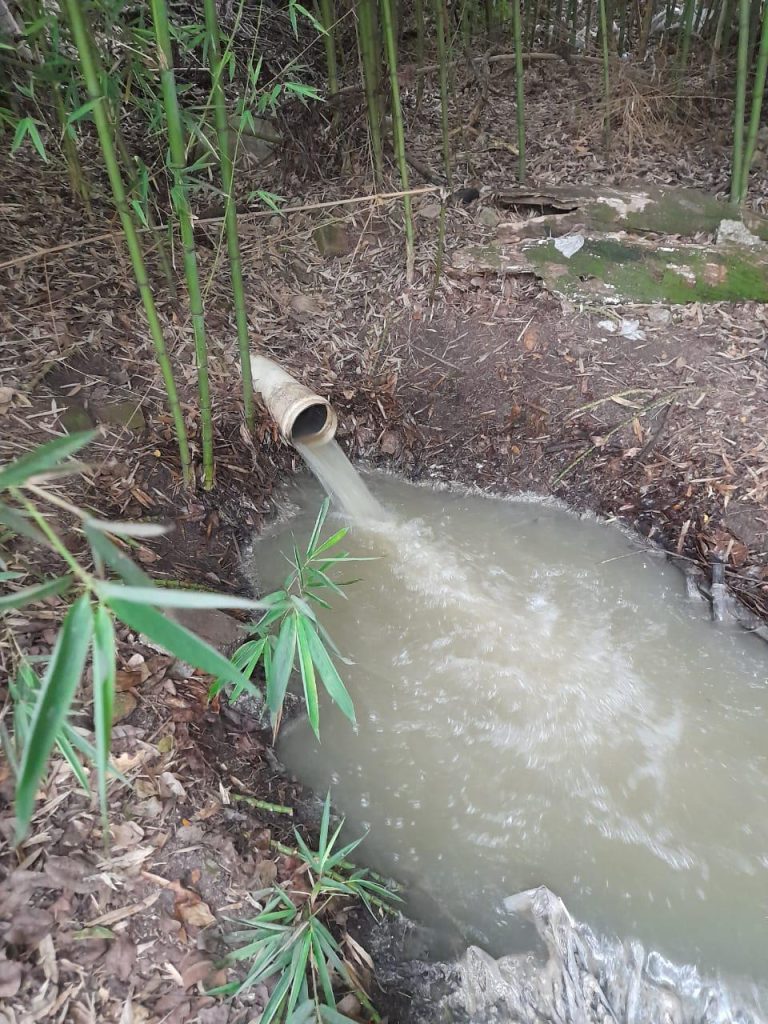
[525,238,768,304]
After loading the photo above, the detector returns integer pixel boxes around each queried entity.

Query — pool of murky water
[248,473,768,999]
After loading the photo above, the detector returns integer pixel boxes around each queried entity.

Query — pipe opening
[290,402,330,442]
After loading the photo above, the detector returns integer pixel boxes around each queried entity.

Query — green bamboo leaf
[267,613,297,716]
[0,571,23,581]
[86,519,170,538]
[0,575,73,613]
[11,117,48,161]
[92,604,115,828]
[260,969,292,1024]
[318,791,331,857]
[129,198,150,228]
[15,595,93,838]
[296,615,319,737]
[285,931,312,1018]
[0,430,96,491]
[246,189,284,214]
[55,730,90,793]
[319,1005,357,1023]
[289,595,316,622]
[0,504,47,546]
[286,999,316,1024]
[307,495,331,552]
[309,526,348,559]
[291,2,326,34]
[107,598,256,692]
[97,582,264,611]
[304,621,355,725]
[85,526,152,587]
[66,99,99,123]
[284,81,321,101]
[310,927,335,1006]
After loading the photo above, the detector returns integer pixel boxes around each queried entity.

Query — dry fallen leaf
[105,935,137,983]
[158,772,186,799]
[112,691,138,722]
[175,891,215,930]
[45,855,92,892]
[179,954,215,990]
[6,906,53,945]
[0,959,22,998]
[0,385,32,415]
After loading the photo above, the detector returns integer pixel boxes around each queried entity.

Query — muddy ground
[1,52,768,1023]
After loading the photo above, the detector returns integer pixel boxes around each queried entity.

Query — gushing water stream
[248,450,768,1018]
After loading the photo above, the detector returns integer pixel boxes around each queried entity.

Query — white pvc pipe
[249,353,338,447]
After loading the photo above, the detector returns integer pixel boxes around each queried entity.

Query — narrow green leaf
[85,526,153,587]
[286,999,316,1024]
[107,599,256,692]
[310,926,335,1006]
[260,969,292,1024]
[15,595,93,838]
[310,526,348,559]
[284,81,321,101]
[86,518,169,538]
[304,621,355,724]
[0,575,73,613]
[319,1005,358,1023]
[11,118,31,156]
[55,730,90,793]
[296,616,319,737]
[305,498,330,557]
[318,791,331,857]
[97,582,264,612]
[292,2,326,34]
[289,595,316,622]
[0,502,50,547]
[285,931,312,1018]
[267,613,297,717]
[92,604,115,828]
[66,99,99,123]
[0,431,96,491]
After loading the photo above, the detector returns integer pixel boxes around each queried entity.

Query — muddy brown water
[248,464,768,1003]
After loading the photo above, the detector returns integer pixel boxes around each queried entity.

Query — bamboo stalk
[584,0,594,49]
[739,0,768,200]
[63,0,191,485]
[379,0,415,282]
[637,0,656,59]
[598,0,611,148]
[151,0,214,489]
[676,0,696,75]
[731,0,751,202]
[202,0,255,432]
[357,0,385,183]
[512,0,526,180]
[317,0,339,122]
[430,196,447,300]
[433,0,452,185]
[710,0,731,74]
[568,0,578,46]
[413,0,426,107]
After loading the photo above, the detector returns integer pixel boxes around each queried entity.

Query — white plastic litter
[554,233,585,258]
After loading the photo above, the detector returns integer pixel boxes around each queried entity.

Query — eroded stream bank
[249,471,768,1022]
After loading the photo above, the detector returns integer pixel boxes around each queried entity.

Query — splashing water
[250,463,768,1021]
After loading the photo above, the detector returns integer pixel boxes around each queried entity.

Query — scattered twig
[0,186,441,272]
[231,793,294,815]
[553,394,676,485]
